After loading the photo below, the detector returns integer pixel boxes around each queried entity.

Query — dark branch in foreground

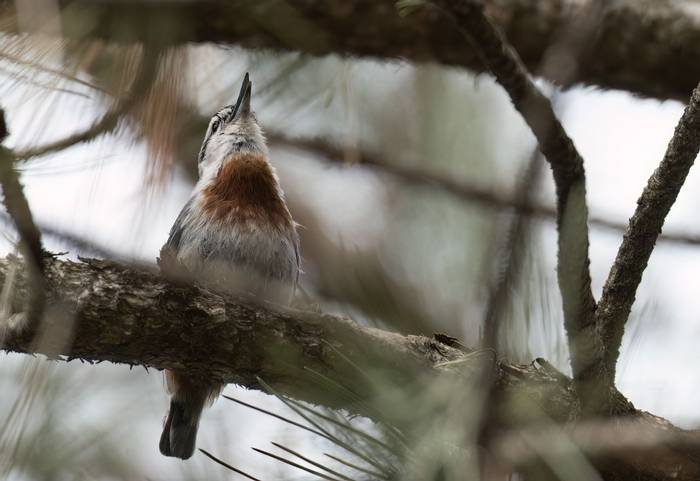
[596,82,700,386]
[1,255,700,480]
[0,0,697,102]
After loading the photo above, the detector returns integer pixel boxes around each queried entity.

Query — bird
[157,73,300,460]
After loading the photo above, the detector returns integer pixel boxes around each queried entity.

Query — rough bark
[0,255,460,417]
[1,255,700,480]
[0,0,697,102]
[595,82,700,386]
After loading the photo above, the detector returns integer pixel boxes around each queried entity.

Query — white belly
[176,214,298,304]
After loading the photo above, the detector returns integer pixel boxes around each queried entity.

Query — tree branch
[0,0,697,102]
[268,134,700,247]
[0,255,699,480]
[595,82,700,388]
[428,0,601,413]
[0,109,45,326]
[0,255,454,418]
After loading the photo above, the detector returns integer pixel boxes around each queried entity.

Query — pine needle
[252,447,343,481]
[255,377,393,476]
[199,448,263,481]
[284,396,399,454]
[223,394,330,441]
[324,453,392,480]
[270,442,355,481]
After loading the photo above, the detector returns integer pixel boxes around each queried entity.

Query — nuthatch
[158,73,300,460]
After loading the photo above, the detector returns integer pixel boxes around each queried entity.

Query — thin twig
[270,134,700,246]
[0,109,45,326]
[595,83,700,391]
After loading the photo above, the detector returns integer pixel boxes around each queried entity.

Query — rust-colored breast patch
[200,151,291,226]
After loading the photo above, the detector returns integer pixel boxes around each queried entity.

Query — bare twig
[0,109,45,326]
[595,83,700,387]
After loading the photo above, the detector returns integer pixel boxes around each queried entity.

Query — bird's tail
[160,372,220,460]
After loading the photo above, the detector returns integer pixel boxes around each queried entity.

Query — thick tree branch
[0,255,699,480]
[0,1,697,102]
[0,255,456,418]
[595,82,700,387]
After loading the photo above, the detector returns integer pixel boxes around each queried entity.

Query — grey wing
[164,198,195,252]
[158,198,194,278]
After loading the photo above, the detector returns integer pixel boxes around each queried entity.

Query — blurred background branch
[270,133,700,247]
[0,0,698,101]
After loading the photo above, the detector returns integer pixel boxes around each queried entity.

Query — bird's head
[197,73,267,179]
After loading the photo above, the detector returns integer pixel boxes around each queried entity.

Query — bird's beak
[231,72,252,120]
